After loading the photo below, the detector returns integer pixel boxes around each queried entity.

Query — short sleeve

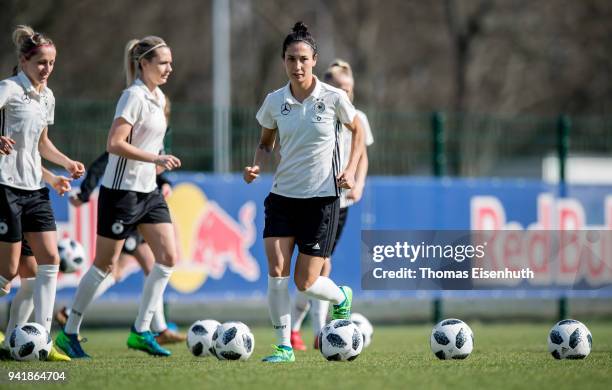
[0,80,13,108]
[256,93,276,129]
[335,90,356,126]
[356,111,374,146]
[114,90,142,125]
[46,94,55,125]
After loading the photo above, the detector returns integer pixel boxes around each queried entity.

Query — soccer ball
[319,319,363,361]
[430,318,474,359]
[58,238,86,273]
[186,319,220,357]
[212,321,255,361]
[548,319,592,359]
[9,322,52,361]
[350,313,374,348]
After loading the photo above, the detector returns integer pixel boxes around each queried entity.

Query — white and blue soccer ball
[350,313,374,348]
[187,319,221,357]
[9,322,52,361]
[212,321,255,361]
[548,319,592,360]
[430,318,474,360]
[319,319,363,361]
[58,238,86,273]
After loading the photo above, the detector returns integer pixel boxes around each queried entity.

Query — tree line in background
[1,0,611,116]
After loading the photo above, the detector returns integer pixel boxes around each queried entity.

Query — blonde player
[0,25,84,361]
[244,22,364,362]
[56,36,180,358]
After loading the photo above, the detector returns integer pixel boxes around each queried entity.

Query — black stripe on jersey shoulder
[112,128,134,189]
[0,108,5,136]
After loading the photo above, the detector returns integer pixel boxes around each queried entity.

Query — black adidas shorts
[330,207,349,255]
[263,192,340,258]
[0,184,56,243]
[97,186,171,240]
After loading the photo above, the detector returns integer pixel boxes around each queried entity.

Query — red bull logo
[167,183,260,293]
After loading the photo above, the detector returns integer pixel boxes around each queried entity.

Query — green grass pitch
[1,322,611,390]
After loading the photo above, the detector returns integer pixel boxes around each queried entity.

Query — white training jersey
[0,72,55,190]
[256,77,356,198]
[340,109,374,208]
[101,79,166,193]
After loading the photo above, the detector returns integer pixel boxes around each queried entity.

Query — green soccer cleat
[127,327,171,357]
[332,286,353,320]
[55,329,91,359]
[261,345,295,363]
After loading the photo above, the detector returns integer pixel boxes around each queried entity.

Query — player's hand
[161,183,173,199]
[336,170,355,190]
[69,194,84,207]
[154,155,181,171]
[0,136,15,155]
[243,165,260,183]
[347,183,364,202]
[50,175,72,196]
[65,160,85,179]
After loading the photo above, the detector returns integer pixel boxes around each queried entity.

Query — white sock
[34,264,59,333]
[5,277,35,346]
[310,299,329,336]
[302,276,344,304]
[150,296,168,333]
[0,275,10,297]
[134,263,173,333]
[291,291,311,331]
[64,266,107,334]
[267,276,291,347]
[64,271,113,315]
[92,274,116,301]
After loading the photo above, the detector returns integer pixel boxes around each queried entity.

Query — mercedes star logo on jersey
[281,102,291,115]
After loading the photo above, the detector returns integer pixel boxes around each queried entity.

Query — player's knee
[294,273,315,292]
[36,252,60,266]
[157,249,177,267]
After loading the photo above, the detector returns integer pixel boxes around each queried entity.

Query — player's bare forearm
[38,128,72,167]
[344,116,365,174]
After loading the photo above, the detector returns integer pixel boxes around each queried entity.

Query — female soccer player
[0,168,72,361]
[55,149,185,345]
[0,25,84,360]
[56,36,181,358]
[290,59,375,350]
[244,22,364,362]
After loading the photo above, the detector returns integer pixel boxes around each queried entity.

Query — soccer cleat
[55,329,91,359]
[290,330,307,351]
[48,345,72,362]
[55,307,70,327]
[166,322,179,332]
[261,345,295,363]
[127,327,171,356]
[0,346,12,360]
[155,328,187,345]
[331,286,353,320]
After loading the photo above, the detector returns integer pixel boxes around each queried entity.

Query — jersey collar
[17,71,51,97]
[283,76,322,105]
[134,78,164,107]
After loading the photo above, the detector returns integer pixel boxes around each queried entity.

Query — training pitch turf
[1,322,611,390]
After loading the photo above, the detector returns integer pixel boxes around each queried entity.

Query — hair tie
[137,43,166,61]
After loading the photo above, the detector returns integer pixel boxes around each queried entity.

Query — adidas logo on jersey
[312,243,321,250]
